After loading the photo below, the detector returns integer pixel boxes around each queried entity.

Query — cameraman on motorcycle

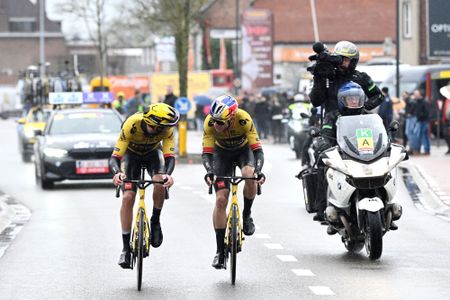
[307,41,384,225]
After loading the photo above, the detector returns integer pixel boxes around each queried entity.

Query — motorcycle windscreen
[336,114,388,162]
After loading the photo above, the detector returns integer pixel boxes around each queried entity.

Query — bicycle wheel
[137,209,145,291]
[230,204,238,285]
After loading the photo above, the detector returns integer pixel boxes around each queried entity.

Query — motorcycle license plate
[75,159,109,174]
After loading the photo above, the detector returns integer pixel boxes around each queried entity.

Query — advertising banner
[428,0,450,58]
[241,9,273,90]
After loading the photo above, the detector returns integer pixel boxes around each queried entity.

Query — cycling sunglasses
[213,119,226,126]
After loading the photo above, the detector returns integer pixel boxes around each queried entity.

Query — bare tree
[128,0,207,97]
[57,0,110,90]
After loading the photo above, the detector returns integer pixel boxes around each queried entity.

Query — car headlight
[24,129,35,139]
[43,148,68,158]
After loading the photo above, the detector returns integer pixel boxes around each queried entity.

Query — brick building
[201,0,397,89]
[0,0,68,85]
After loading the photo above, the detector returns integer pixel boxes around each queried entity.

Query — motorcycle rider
[308,41,384,223]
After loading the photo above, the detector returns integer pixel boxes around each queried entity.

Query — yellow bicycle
[209,166,261,285]
[115,166,167,291]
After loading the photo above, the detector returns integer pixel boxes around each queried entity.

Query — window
[9,18,36,32]
[402,1,412,38]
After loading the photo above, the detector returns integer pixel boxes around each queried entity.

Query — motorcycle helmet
[333,41,359,71]
[143,103,180,127]
[337,81,366,115]
[209,95,238,122]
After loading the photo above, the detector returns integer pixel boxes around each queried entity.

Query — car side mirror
[388,120,400,132]
[309,126,320,137]
[17,118,26,125]
[34,129,43,136]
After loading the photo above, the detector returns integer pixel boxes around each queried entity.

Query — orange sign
[108,75,151,99]
[274,46,389,63]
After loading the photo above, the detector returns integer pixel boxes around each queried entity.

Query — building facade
[0,0,68,85]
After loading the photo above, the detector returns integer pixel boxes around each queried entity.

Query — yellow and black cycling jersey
[202,109,262,153]
[112,113,175,158]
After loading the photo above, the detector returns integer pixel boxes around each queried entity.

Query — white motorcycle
[304,114,406,260]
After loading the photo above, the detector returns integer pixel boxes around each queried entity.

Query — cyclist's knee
[122,191,135,207]
[215,196,228,210]
[241,165,254,177]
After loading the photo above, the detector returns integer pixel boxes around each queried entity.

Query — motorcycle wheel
[365,211,383,260]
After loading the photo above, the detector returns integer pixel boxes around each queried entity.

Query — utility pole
[395,0,400,98]
[234,0,240,95]
[310,0,320,42]
[39,0,45,79]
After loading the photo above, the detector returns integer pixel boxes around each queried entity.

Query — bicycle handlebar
[207,176,262,195]
[115,178,169,198]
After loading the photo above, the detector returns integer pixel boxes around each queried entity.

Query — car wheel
[22,151,31,163]
[37,163,54,190]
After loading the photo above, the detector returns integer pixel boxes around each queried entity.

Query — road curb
[0,193,16,235]
[402,162,450,221]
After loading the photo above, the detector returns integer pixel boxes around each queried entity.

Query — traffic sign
[174,97,192,115]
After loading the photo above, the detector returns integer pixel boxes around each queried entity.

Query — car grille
[68,148,113,159]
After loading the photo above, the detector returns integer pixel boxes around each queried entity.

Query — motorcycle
[287,102,311,159]
[301,114,407,260]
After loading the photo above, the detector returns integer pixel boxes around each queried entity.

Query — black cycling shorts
[213,144,255,191]
[121,148,165,192]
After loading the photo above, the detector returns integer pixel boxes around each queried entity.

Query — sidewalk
[402,143,450,215]
[0,193,15,234]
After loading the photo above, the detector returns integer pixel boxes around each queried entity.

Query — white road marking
[192,191,203,194]
[180,186,193,190]
[292,269,315,276]
[264,243,284,250]
[309,286,335,295]
[254,233,271,239]
[276,255,298,262]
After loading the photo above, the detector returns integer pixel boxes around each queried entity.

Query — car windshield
[48,111,121,135]
[336,114,388,162]
[28,110,51,122]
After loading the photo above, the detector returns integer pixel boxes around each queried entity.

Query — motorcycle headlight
[292,122,303,133]
[43,147,68,158]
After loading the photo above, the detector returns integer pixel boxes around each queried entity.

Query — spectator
[112,91,126,116]
[411,89,430,155]
[253,96,271,139]
[378,87,394,129]
[439,85,450,155]
[270,96,284,143]
[163,85,178,108]
[403,91,417,151]
[125,90,144,117]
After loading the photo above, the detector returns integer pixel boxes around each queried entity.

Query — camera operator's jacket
[309,70,384,114]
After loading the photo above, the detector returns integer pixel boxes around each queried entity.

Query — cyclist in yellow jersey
[109,103,180,269]
[202,95,266,269]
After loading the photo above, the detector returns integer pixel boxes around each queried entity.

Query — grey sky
[46,0,123,38]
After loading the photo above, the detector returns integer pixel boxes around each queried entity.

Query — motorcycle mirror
[388,120,400,132]
[309,127,320,137]
[300,112,310,119]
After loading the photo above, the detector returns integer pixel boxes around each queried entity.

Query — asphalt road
[1,118,450,299]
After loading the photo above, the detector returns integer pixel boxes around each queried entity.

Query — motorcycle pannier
[301,169,319,213]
